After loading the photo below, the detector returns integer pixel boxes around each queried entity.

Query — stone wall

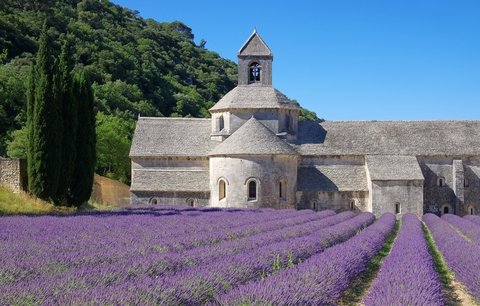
[0,158,27,192]
[371,180,424,218]
[296,190,368,213]
[131,191,210,207]
[209,155,297,209]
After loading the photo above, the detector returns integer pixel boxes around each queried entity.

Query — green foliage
[0,0,319,184]
[5,126,27,158]
[0,0,237,184]
[69,71,96,206]
[96,112,134,184]
[28,22,62,201]
[55,39,77,202]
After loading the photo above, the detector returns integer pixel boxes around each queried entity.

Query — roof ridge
[139,117,211,121]
[322,120,480,123]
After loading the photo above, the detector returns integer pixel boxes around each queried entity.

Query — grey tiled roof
[129,117,215,157]
[295,120,480,156]
[297,165,368,191]
[130,169,209,192]
[209,117,298,156]
[238,30,272,56]
[366,155,424,181]
[210,85,299,111]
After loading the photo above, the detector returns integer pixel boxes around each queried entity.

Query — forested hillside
[0,0,318,184]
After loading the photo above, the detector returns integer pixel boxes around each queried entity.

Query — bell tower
[237,29,273,86]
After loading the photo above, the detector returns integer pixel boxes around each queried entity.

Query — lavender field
[1,207,479,305]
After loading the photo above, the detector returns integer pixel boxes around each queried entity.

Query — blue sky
[111,0,480,120]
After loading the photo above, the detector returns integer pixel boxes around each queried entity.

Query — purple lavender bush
[216,213,396,306]
[142,212,376,305]
[464,214,480,227]
[442,213,480,245]
[0,207,328,305]
[424,213,480,302]
[363,213,444,306]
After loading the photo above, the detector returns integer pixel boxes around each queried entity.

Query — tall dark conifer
[70,71,96,206]
[26,63,35,192]
[54,38,77,203]
[28,22,62,200]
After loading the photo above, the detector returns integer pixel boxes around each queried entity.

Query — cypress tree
[70,71,96,206]
[28,22,62,200]
[54,39,77,204]
[26,63,35,192]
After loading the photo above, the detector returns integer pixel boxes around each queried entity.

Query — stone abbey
[129,30,480,217]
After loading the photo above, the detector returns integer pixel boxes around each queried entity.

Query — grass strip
[422,222,473,306]
[338,220,400,306]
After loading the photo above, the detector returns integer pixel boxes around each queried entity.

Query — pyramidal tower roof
[209,117,297,156]
[238,29,272,56]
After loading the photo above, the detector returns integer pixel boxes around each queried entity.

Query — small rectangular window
[395,203,400,214]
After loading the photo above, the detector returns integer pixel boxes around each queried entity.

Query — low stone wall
[0,158,27,192]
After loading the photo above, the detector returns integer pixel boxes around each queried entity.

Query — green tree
[54,38,78,203]
[69,71,96,206]
[6,126,28,158]
[28,22,62,201]
[96,112,134,184]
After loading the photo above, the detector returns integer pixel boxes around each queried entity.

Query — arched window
[350,199,356,210]
[149,198,158,205]
[464,178,469,188]
[468,206,475,215]
[248,180,257,201]
[437,176,445,187]
[279,179,286,199]
[312,201,318,211]
[395,202,401,214]
[249,62,261,83]
[441,205,452,215]
[186,198,195,207]
[219,179,226,200]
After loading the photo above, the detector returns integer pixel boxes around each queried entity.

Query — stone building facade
[130,30,480,217]
[0,158,27,192]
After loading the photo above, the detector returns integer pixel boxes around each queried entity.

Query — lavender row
[63,210,344,283]
[464,214,480,227]
[217,213,396,306]
[4,210,342,296]
[0,211,338,297]
[28,212,374,305]
[137,212,375,305]
[363,213,444,306]
[442,214,480,245]
[0,207,309,261]
[0,210,318,282]
[424,213,480,301]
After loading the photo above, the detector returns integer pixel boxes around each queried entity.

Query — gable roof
[210,85,299,111]
[295,120,480,156]
[238,29,272,56]
[209,117,297,156]
[297,165,368,191]
[366,155,424,181]
[131,169,209,192]
[129,117,215,158]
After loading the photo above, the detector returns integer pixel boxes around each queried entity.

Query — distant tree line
[0,0,319,185]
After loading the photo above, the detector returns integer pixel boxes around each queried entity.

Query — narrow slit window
[279,180,286,199]
[464,178,469,188]
[395,202,401,214]
[219,179,226,200]
[248,180,257,201]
